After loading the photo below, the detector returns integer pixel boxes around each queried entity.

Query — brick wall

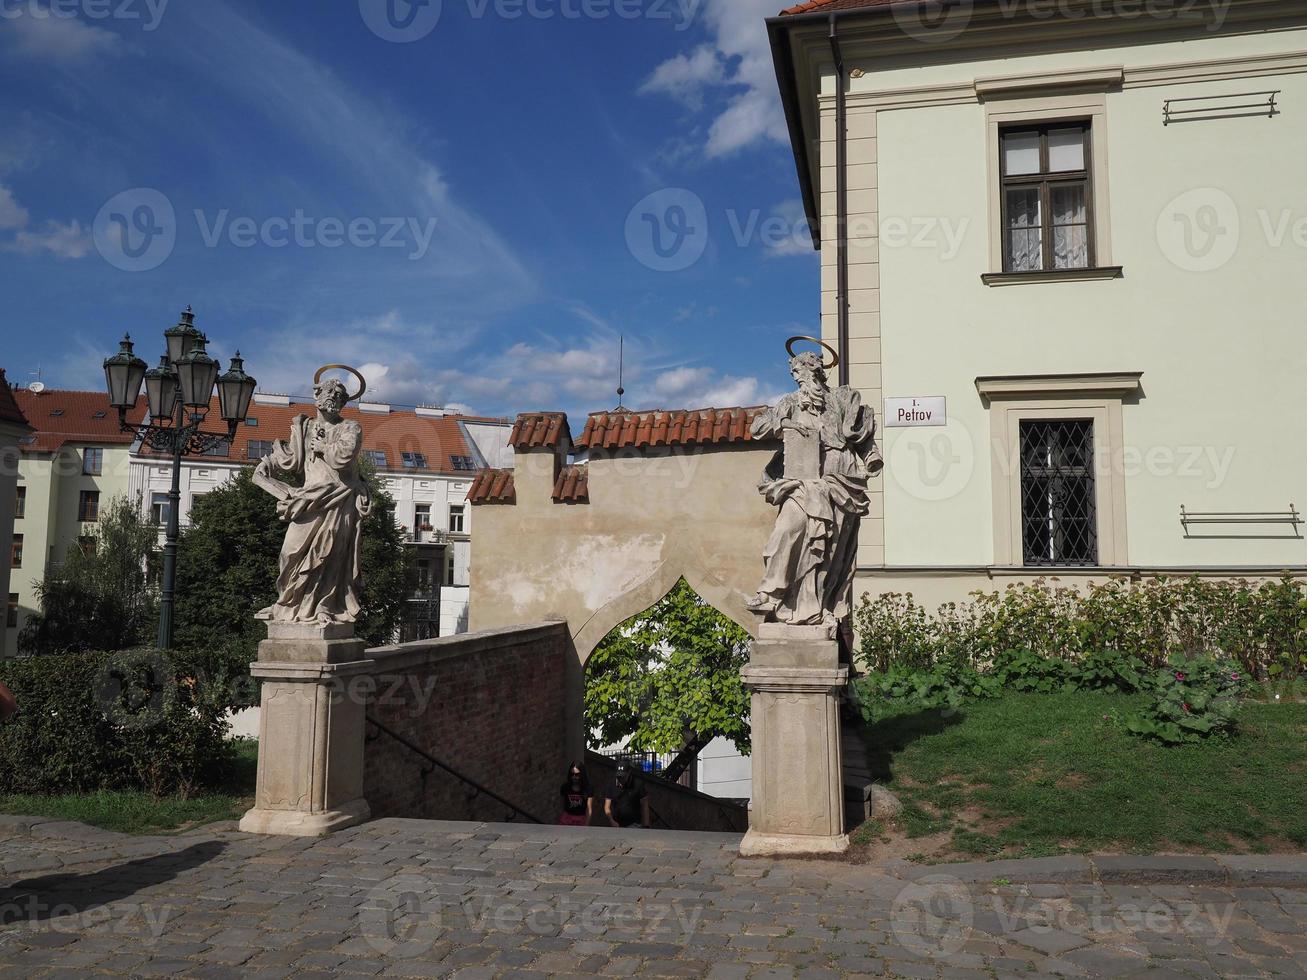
[362,621,570,824]
[586,751,747,833]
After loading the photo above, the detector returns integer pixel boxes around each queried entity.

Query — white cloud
[640,0,788,159]
[10,219,91,258]
[763,198,816,258]
[0,185,29,230]
[4,9,123,61]
[0,183,90,258]
[170,2,534,306]
[637,45,726,110]
[652,368,781,409]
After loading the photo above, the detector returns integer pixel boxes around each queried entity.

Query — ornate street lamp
[103,306,258,650]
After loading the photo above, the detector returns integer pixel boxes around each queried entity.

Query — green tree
[584,579,751,782]
[18,494,159,655]
[174,461,411,655]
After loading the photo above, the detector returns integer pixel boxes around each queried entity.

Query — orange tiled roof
[552,464,588,504]
[779,0,909,14]
[509,412,572,450]
[467,468,515,505]
[13,388,146,454]
[0,374,31,429]
[576,407,772,451]
[136,396,498,475]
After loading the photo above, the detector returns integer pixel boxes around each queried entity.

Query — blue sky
[0,0,817,418]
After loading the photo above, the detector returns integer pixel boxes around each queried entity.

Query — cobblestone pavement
[2,815,1306,978]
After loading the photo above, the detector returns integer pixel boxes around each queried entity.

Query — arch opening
[580,578,752,831]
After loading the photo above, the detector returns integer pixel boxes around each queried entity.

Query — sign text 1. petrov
[885,396,946,428]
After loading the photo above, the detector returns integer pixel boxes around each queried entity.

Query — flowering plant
[1125,654,1246,744]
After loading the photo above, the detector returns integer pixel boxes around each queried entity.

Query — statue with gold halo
[253,366,372,625]
[746,338,882,628]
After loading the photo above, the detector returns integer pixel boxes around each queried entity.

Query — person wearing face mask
[559,761,593,826]
[604,763,650,829]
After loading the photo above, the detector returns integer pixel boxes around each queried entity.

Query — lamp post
[103,307,257,650]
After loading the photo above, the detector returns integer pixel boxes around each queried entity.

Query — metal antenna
[616,336,625,409]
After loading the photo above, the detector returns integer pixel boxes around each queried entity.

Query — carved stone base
[740,625,848,856]
[240,628,374,837]
[239,797,370,836]
[740,830,849,857]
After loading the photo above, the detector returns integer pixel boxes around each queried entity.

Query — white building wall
[695,737,751,801]
[798,21,1307,591]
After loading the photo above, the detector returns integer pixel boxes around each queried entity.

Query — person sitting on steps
[604,763,651,829]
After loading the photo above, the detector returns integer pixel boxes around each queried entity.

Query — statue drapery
[253,379,371,626]
[748,348,882,627]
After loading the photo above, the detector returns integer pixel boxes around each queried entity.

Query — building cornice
[975,372,1143,400]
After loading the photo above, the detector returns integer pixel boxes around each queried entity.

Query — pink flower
[1175,671,1187,681]
[1182,702,1191,713]
[1231,672,1241,680]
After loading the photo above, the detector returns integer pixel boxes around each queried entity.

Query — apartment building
[128,392,513,639]
[0,375,32,649]
[5,387,146,656]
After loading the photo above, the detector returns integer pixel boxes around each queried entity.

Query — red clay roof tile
[575,406,773,451]
[134,396,497,475]
[551,464,588,504]
[13,388,146,454]
[779,0,909,15]
[467,468,516,505]
[509,412,572,450]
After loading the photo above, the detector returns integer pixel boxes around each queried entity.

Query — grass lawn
[854,691,1307,861]
[0,738,259,836]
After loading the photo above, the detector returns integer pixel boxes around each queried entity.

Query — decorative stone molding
[975,66,1125,99]
[975,372,1143,400]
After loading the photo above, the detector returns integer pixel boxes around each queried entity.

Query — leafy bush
[850,661,1000,722]
[990,649,1073,693]
[18,495,159,656]
[1126,655,1246,745]
[0,648,240,796]
[1066,650,1144,693]
[855,576,1307,679]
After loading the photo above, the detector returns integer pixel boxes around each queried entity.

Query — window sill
[981,266,1123,286]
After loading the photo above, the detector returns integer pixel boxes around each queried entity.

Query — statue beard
[797,374,826,416]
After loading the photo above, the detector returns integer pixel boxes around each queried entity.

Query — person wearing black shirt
[604,763,650,829]
[559,761,592,826]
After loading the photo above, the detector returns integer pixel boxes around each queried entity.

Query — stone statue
[746,339,882,627]
[253,367,371,626]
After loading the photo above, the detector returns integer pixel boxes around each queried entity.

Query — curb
[895,853,1307,887]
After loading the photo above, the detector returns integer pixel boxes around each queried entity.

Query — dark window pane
[1019,420,1097,566]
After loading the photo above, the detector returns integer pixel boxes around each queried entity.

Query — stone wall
[362,622,570,825]
[585,751,748,834]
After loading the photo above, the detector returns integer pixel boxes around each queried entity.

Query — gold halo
[784,335,840,371]
[313,364,367,403]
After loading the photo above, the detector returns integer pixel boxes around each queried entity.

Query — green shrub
[855,575,1307,678]
[850,661,1000,722]
[990,649,1073,693]
[1126,655,1246,745]
[0,648,240,796]
[1065,650,1143,693]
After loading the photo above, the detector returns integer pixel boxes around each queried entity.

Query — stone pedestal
[740,623,848,856]
[238,625,374,836]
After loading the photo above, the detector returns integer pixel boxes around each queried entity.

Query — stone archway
[571,536,759,668]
